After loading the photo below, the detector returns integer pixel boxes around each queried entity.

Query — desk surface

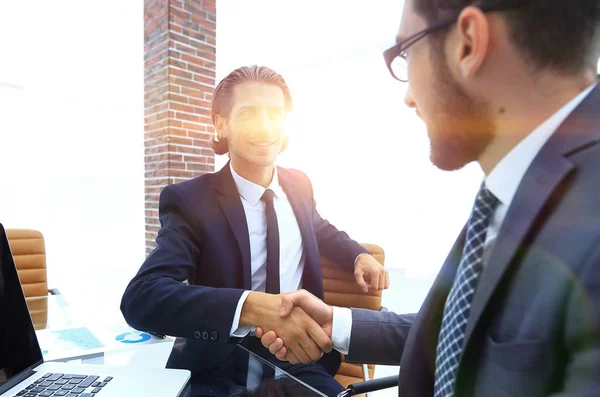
[27,296,328,397]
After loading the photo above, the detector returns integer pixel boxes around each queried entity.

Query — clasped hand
[243,290,331,364]
[254,290,334,364]
[251,255,388,364]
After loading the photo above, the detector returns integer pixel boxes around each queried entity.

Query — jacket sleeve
[120,184,244,342]
[345,308,416,365]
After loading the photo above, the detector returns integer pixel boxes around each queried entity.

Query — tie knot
[473,184,498,220]
[261,188,276,204]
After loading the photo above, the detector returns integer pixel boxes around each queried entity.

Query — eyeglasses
[383,2,517,82]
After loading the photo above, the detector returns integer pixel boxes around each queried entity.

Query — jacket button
[194,331,202,340]
[210,331,218,341]
[202,331,209,340]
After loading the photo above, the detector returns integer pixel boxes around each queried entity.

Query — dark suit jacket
[346,84,600,396]
[120,164,367,380]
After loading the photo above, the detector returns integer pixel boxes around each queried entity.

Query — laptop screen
[0,224,43,388]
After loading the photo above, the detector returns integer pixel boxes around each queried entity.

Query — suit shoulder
[278,166,312,185]
[163,173,215,194]
[159,173,216,207]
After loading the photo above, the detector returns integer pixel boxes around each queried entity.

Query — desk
[26,296,328,396]
[27,296,173,365]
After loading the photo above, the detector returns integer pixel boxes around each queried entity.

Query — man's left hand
[354,253,389,293]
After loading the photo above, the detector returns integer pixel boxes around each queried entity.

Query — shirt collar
[486,83,596,207]
[229,162,283,206]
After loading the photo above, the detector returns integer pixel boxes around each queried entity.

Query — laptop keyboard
[16,373,113,397]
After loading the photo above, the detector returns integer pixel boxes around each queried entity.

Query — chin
[428,131,478,172]
[247,155,278,168]
[430,149,471,171]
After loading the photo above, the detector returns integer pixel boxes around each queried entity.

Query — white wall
[0,1,145,321]
[216,0,483,276]
[2,1,595,320]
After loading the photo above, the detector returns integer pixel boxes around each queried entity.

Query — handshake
[242,289,334,365]
[240,252,388,364]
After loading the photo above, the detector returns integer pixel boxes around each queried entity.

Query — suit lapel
[277,168,323,296]
[463,155,573,347]
[461,84,600,350]
[277,168,314,253]
[214,162,252,290]
[400,227,466,395]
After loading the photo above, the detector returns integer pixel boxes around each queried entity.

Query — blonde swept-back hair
[210,65,294,155]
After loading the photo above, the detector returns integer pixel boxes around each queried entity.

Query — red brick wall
[144,0,216,254]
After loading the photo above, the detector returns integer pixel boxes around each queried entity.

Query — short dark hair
[210,65,293,155]
[414,0,600,74]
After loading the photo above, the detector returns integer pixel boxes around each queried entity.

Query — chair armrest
[337,375,399,397]
[46,289,72,328]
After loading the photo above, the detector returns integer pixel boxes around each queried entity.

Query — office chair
[321,243,386,389]
[6,228,64,329]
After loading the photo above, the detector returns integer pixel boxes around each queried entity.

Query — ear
[454,6,490,80]
[214,114,228,139]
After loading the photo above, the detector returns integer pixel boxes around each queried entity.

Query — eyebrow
[236,106,256,112]
[235,105,283,114]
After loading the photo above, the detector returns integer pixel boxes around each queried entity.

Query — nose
[252,110,279,139]
[404,83,416,109]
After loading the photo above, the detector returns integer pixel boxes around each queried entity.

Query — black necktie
[261,189,280,294]
[249,188,279,381]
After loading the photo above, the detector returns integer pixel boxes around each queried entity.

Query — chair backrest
[6,229,48,328]
[321,243,384,389]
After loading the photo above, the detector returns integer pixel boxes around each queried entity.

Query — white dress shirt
[331,83,597,354]
[228,162,305,389]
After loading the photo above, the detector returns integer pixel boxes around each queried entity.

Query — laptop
[0,223,190,397]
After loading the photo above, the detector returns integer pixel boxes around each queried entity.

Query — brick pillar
[144,0,217,254]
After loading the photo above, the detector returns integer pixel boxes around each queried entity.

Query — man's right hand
[239,291,332,364]
[255,290,334,364]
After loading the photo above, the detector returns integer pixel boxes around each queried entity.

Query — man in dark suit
[256,0,600,396]
[120,65,388,396]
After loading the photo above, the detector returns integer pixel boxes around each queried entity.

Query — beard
[427,45,495,171]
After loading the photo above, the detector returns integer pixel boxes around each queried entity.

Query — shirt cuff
[230,290,254,337]
[332,306,353,355]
